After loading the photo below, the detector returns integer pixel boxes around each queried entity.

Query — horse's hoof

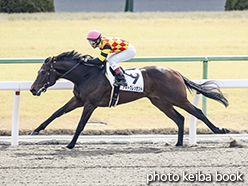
[222,128,230,134]
[31,131,39,135]
[66,144,74,149]
[176,143,183,146]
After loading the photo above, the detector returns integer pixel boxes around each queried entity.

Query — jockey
[85,29,136,87]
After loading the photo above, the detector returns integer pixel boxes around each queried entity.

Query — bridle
[35,55,104,95]
[34,62,60,95]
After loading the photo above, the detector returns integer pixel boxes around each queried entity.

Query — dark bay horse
[30,51,229,149]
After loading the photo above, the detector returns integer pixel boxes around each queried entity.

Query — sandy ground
[0,141,247,186]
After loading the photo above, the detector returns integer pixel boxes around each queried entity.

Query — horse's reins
[59,62,81,79]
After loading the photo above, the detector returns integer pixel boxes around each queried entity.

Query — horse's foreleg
[31,96,83,135]
[149,98,185,146]
[67,102,97,149]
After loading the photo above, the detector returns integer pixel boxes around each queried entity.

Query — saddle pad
[105,63,144,92]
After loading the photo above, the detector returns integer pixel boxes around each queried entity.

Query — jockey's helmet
[87,29,102,40]
[87,29,102,48]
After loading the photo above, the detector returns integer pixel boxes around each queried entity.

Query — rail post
[202,58,208,115]
[11,91,20,146]
[189,91,201,144]
[124,0,134,12]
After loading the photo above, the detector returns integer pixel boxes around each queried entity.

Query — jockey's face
[88,38,100,49]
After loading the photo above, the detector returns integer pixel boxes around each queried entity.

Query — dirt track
[0,142,247,186]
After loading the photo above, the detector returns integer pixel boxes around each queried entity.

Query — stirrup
[114,80,127,87]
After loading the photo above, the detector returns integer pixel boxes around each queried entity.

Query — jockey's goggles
[88,40,98,47]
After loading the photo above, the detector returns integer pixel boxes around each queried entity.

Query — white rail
[0,79,247,145]
[0,81,73,145]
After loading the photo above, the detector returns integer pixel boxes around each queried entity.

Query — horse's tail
[180,75,229,107]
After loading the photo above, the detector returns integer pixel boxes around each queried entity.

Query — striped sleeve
[98,44,111,62]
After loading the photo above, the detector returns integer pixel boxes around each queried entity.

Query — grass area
[0,12,248,134]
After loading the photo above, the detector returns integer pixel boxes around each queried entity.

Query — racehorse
[30,51,229,149]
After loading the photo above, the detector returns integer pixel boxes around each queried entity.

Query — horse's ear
[48,56,55,64]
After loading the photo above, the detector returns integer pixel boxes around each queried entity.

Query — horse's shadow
[10,142,238,159]
[56,145,166,157]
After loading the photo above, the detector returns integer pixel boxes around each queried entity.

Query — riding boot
[114,70,127,87]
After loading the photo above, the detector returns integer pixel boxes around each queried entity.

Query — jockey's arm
[86,44,111,64]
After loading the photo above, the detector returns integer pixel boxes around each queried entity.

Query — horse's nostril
[30,88,36,95]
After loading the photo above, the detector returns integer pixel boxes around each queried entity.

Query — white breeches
[106,43,136,71]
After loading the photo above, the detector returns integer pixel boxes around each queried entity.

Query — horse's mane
[55,50,84,63]
[44,50,88,64]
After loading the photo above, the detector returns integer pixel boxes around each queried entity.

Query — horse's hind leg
[31,96,83,135]
[178,101,229,134]
[149,98,185,146]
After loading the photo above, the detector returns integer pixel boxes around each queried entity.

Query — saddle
[84,59,144,107]
[105,63,144,107]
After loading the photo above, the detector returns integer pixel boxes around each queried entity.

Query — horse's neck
[55,61,99,84]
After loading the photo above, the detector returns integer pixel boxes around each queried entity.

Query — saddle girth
[109,85,120,107]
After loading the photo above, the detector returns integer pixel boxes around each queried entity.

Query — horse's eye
[41,71,46,75]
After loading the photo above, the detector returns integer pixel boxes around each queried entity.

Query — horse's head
[30,56,59,96]
[30,50,101,96]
